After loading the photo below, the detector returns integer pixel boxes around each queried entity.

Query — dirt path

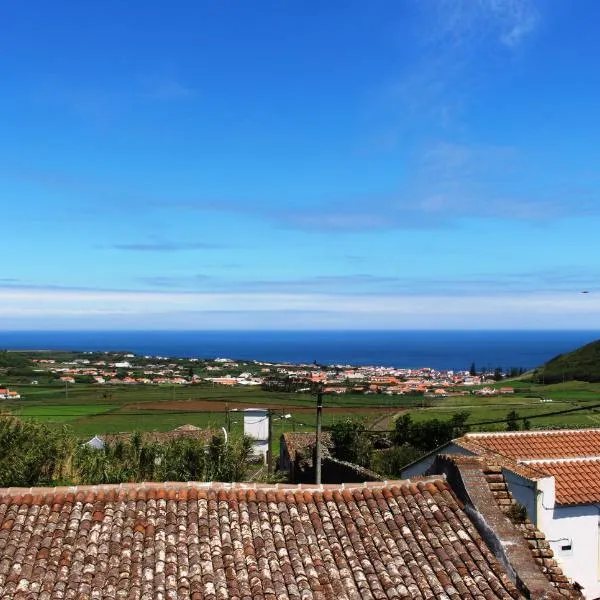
[369,410,405,431]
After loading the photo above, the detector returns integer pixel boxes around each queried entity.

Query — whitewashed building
[402,429,600,599]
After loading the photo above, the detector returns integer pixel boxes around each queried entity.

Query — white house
[402,429,600,599]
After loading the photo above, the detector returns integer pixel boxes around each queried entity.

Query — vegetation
[0,418,74,486]
[75,433,252,484]
[393,412,470,451]
[330,418,374,468]
[506,501,528,524]
[0,416,253,487]
[505,410,531,431]
[371,445,425,477]
[0,350,33,369]
[534,339,600,383]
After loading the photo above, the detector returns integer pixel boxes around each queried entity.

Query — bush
[0,418,75,486]
[372,446,425,477]
[75,432,254,484]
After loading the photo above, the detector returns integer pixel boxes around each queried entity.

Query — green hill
[534,339,600,383]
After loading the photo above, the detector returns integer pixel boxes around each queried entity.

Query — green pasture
[3,380,600,443]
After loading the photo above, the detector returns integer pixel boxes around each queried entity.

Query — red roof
[0,479,525,599]
[528,458,600,505]
[463,429,600,460]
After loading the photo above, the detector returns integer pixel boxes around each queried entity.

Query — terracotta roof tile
[460,429,600,460]
[0,480,528,599]
[526,459,600,505]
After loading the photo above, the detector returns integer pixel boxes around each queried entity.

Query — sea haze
[1,330,598,371]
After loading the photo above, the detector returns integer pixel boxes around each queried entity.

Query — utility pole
[315,387,323,485]
[267,409,273,475]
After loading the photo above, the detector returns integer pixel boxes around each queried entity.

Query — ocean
[1,330,598,371]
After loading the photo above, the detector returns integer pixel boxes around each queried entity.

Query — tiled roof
[479,463,581,597]
[454,431,600,505]
[102,425,219,445]
[0,479,527,600]
[281,431,333,461]
[527,459,600,505]
[461,430,600,460]
[453,437,549,480]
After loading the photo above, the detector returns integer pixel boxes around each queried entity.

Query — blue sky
[2,0,600,329]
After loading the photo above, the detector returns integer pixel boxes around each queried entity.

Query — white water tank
[243,408,269,463]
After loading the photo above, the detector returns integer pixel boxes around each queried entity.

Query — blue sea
[1,330,598,371]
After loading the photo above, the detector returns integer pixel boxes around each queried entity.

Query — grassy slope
[535,339,600,383]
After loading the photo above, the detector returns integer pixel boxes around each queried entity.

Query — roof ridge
[466,427,600,438]
[0,476,445,497]
[523,456,600,464]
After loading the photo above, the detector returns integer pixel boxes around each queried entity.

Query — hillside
[534,339,600,383]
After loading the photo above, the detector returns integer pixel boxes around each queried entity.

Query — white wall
[505,474,600,600]
[544,504,599,599]
[401,442,475,478]
[502,469,539,524]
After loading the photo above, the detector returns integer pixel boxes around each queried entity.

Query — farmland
[2,379,600,443]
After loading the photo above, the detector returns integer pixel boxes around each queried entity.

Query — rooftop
[527,458,600,505]
[281,431,333,461]
[463,429,600,460]
[0,478,527,600]
[454,430,600,505]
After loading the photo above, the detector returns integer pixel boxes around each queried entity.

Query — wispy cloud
[432,0,539,49]
[112,241,221,252]
[131,267,600,296]
[378,0,541,133]
[38,76,196,124]
[142,79,196,100]
[0,287,598,330]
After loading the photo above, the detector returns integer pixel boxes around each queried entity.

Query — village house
[402,429,600,599]
[0,459,581,599]
[0,388,20,400]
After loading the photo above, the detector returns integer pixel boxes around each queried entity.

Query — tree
[393,411,470,452]
[393,414,414,446]
[469,362,477,376]
[506,410,521,431]
[330,418,373,468]
[493,367,503,381]
[372,445,425,478]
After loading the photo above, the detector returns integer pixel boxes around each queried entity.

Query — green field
[3,380,600,445]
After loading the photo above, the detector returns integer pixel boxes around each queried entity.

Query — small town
[27,352,516,396]
[3,1,600,598]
